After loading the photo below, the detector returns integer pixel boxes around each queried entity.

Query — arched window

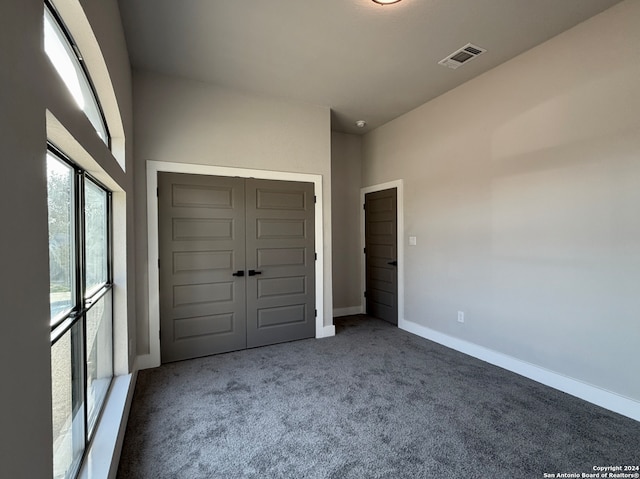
[44,1,109,146]
[44,2,116,478]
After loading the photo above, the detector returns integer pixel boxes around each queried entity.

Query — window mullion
[70,322,85,478]
[75,170,91,447]
[107,192,113,286]
[75,169,85,317]
[107,191,114,384]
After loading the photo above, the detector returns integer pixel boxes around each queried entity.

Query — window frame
[48,143,114,479]
[44,0,111,149]
[49,143,113,344]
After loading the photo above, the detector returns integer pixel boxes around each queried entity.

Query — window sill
[78,372,136,479]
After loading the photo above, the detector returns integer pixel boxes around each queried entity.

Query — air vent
[438,43,486,70]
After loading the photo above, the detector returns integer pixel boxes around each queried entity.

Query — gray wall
[133,71,333,355]
[362,0,640,401]
[331,131,363,313]
[0,0,134,476]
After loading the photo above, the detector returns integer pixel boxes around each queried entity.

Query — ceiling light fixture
[355,120,367,128]
[372,0,402,5]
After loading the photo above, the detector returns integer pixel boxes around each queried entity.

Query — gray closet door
[365,188,398,325]
[159,173,316,362]
[158,173,247,363]
[245,179,316,348]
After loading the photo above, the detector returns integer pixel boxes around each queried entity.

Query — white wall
[362,0,640,403]
[0,2,50,476]
[331,131,363,314]
[133,71,333,356]
[0,0,134,477]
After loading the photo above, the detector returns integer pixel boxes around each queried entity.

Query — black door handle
[248,270,262,276]
[387,260,397,266]
[232,270,245,277]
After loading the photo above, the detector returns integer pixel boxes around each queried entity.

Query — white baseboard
[333,306,364,317]
[399,318,640,423]
[319,324,336,338]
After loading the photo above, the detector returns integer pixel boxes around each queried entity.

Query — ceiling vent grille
[438,43,486,69]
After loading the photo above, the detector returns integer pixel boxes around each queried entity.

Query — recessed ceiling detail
[438,43,487,70]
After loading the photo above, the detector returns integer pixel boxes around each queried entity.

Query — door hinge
[158,258,160,269]
[314,195,317,203]
[363,247,366,254]
[314,252,317,261]
[363,203,366,210]
[314,309,317,317]
[364,291,367,298]
[157,187,159,197]
[159,330,161,340]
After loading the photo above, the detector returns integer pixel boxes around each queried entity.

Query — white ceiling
[118,0,622,135]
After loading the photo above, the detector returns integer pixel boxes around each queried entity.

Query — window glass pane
[84,179,108,295]
[44,7,108,145]
[52,323,85,479]
[47,153,74,324]
[86,291,113,434]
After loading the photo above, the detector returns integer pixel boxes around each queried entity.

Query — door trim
[140,160,330,370]
[360,180,404,326]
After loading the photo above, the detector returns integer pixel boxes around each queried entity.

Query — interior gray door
[158,173,247,362]
[245,179,316,348]
[365,188,398,325]
[158,173,315,362]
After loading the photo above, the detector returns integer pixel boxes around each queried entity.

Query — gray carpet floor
[117,315,639,478]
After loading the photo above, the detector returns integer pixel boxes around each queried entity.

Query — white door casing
[139,160,332,370]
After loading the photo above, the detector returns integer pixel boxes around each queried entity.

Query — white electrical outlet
[457,311,465,323]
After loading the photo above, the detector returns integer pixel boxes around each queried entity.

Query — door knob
[387,260,397,266]
[248,270,262,276]
[232,270,245,277]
